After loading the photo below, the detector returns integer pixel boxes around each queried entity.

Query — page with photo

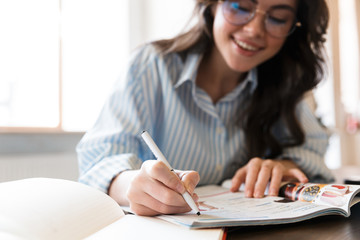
[279,182,360,211]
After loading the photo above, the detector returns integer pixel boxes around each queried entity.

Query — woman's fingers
[253,160,275,198]
[145,160,185,193]
[177,170,200,194]
[231,158,308,198]
[285,168,309,183]
[268,166,283,196]
[127,160,199,216]
[244,158,262,197]
[230,168,246,192]
[129,191,191,216]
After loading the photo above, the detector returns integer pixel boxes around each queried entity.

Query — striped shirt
[76,44,334,193]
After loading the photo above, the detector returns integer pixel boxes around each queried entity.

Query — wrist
[108,170,137,206]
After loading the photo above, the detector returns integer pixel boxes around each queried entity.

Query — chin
[227,62,254,73]
[224,56,259,73]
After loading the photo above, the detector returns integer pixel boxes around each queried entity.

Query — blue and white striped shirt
[76,44,334,192]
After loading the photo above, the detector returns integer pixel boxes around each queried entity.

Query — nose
[241,9,266,38]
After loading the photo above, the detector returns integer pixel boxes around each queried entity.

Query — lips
[233,38,261,52]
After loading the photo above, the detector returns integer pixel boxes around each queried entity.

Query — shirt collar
[243,68,258,95]
[174,52,258,95]
[174,53,202,89]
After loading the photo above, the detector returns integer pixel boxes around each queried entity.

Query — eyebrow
[271,4,296,12]
[250,1,297,12]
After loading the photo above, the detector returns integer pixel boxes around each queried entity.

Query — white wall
[0,153,79,182]
[128,0,195,50]
[0,133,82,182]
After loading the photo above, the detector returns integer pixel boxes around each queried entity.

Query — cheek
[212,6,236,45]
[213,15,228,43]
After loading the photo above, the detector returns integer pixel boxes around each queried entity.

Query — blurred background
[0,0,359,182]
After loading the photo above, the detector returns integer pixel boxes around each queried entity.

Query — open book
[157,180,360,228]
[0,178,224,240]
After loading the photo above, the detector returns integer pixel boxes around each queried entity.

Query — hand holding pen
[123,131,200,216]
[141,131,200,215]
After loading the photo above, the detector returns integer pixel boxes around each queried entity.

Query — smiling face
[212,0,298,73]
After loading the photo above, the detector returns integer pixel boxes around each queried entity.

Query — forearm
[109,170,139,206]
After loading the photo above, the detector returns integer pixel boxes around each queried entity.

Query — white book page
[86,215,224,240]
[0,178,124,240]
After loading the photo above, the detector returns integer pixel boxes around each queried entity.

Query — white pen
[141,130,200,216]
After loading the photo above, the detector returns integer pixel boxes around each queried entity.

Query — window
[338,0,360,117]
[61,0,130,131]
[316,0,360,167]
[0,0,195,132]
[0,0,60,128]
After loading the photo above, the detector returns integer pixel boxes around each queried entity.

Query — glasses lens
[265,8,297,38]
[222,0,256,25]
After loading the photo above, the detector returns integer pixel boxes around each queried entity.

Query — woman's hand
[109,160,200,216]
[230,157,308,198]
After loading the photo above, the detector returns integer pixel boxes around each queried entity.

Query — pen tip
[196,212,201,216]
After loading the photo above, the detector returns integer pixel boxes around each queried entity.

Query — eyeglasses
[220,0,301,38]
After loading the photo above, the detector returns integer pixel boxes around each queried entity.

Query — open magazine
[157,181,360,228]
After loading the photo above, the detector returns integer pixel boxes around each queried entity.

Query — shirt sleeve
[279,100,335,183]
[76,46,156,192]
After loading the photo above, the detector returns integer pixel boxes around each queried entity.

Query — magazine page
[279,182,360,212]
[157,185,337,228]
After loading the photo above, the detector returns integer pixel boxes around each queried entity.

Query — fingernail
[187,182,196,193]
[268,188,276,196]
[177,183,185,193]
[254,192,263,198]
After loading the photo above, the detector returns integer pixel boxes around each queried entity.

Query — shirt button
[216,127,224,134]
[216,164,223,171]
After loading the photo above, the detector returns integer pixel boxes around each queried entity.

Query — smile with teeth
[234,39,259,51]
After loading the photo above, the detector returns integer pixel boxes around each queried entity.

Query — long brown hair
[153,0,329,159]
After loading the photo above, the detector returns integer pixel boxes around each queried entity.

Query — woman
[77,0,334,216]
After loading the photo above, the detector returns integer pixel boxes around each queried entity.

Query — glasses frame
[219,0,302,38]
